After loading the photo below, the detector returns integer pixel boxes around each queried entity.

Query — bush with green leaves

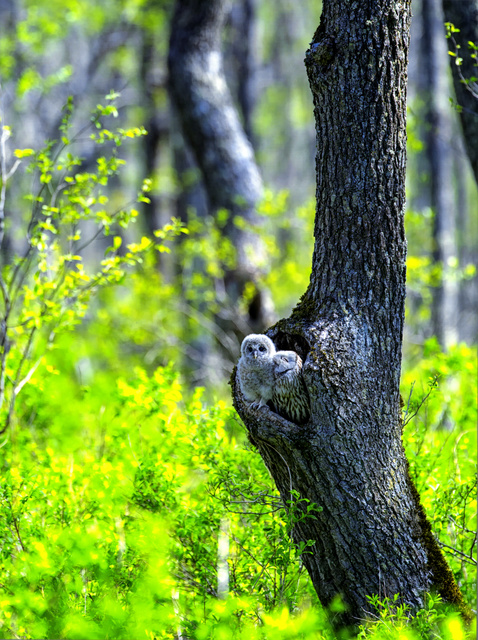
[0,361,323,639]
[0,96,475,640]
[0,94,187,433]
[0,349,475,639]
[401,339,477,607]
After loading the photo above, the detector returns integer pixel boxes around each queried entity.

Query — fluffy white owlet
[271,350,310,424]
[237,334,276,409]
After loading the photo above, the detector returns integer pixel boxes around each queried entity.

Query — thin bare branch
[403,378,438,427]
[14,357,42,396]
[439,541,477,566]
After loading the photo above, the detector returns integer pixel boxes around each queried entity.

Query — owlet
[237,334,276,408]
[271,350,310,424]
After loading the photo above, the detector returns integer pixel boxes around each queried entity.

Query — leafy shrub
[0,362,322,638]
[0,94,475,640]
[0,343,475,638]
[402,340,477,606]
[0,95,187,434]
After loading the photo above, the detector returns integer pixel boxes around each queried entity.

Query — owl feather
[271,350,310,424]
[237,334,276,409]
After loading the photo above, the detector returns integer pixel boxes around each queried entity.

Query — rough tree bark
[232,0,466,626]
[442,0,478,186]
[168,0,273,335]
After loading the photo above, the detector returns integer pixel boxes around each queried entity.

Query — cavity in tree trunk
[233,0,466,626]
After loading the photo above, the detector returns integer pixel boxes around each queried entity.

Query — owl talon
[249,400,266,410]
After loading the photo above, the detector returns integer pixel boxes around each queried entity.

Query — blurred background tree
[1,0,475,389]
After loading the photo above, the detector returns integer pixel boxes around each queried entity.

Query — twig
[403,378,437,427]
[470,533,477,559]
[402,381,415,425]
[447,31,478,100]
[4,495,26,553]
[0,122,15,250]
[14,357,42,396]
[231,533,275,588]
[177,301,239,358]
[0,117,16,414]
[448,515,477,537]
[439,541,477,566]
[0,324,37,435]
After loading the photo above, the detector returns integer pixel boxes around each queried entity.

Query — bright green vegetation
[0,0,477,621]
[0,329,475,639]
[0,105,476,638]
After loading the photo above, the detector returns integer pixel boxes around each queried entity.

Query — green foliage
[0,362,324,639]
[0,96,187,433]
[401,340,477,606]
[53,186,314,397]
[445,22,478,92]
[0,174,475,637]
[404,207,476,338]
[258,190,314,316]
[1,185,471,638]
[357,593,475,640]
[0,342,475,638]
[1,0,172,91]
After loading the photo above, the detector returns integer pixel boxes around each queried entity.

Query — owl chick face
[240,334,276,362]
[273,350,302,375]
[271,350,310,424]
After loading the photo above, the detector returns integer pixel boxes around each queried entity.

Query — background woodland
[0,0,476,638]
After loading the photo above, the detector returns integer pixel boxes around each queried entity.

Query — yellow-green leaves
[0,93,190,434]
[13,148,35,159]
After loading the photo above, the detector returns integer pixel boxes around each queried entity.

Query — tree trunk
[226,0,257,146]
[442,0,478,345]
[233,0,466,626]
[168,0,273,334]
[453,141,478,344]
[139,28,168,240]
[442,0,478,186]
[421,0,459,348]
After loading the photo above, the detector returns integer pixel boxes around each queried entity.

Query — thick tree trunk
[226,0,257,145]
[454,140,478,344]
[168,0,273,334]
[442,0,478,186]
[442,0,478,345]
[421,0,459,347]
[233,0,465,626]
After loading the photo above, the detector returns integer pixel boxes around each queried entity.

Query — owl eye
[259,345,266,352]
